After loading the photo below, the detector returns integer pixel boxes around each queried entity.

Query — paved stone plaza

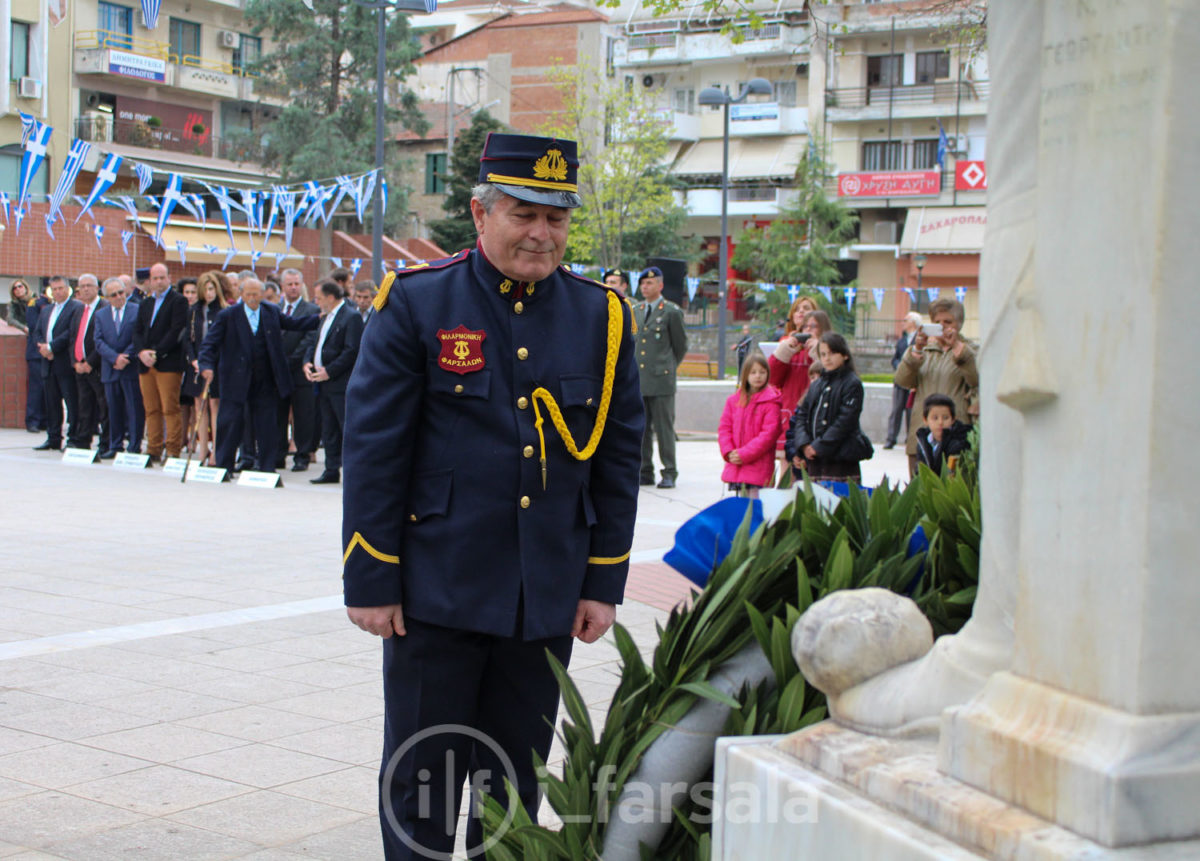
[0,428,907,858]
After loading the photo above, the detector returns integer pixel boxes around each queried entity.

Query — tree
[537,64,691,269]
[731,140,858,323]
[243,0,428,232]
[429,110,507,254]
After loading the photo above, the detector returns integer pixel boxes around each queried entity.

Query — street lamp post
[352,0,436,286]
[915,253,927,298]
[697,78,773,380]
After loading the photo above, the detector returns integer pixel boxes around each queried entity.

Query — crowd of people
[718,295,979,496]
[7,264,380,484]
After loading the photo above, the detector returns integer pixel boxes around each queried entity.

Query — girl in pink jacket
[719,353,783,498]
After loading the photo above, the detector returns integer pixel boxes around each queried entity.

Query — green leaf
[678,681,742,709]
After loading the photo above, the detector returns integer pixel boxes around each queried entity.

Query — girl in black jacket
[786,332,866,484]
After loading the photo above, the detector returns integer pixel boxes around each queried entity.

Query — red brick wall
[0,332,26,429]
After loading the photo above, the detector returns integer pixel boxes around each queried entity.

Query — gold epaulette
[373,253,468,311]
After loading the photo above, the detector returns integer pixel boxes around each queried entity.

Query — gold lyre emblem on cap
[533,149,568,182]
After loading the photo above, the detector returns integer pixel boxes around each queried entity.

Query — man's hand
[571,600,616,644]
[201,368,214,383]
[114,354,130,370]
[347,604,406,638]
[803,444,818,460]
[138,349,156,367]
[38,343,52,360]
[73,361,87,374]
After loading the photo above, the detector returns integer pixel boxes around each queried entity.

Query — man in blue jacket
[197,277,319,473]
[93,277,144,457]
[342,133,644,860]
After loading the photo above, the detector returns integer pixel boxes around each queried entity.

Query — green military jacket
[633,297,688,398]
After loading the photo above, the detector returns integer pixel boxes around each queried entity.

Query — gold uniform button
[454,384,464,394]
[520,496,531,509]
[409,514,418,522]
[514,301,524,314]
[517,347,528,360]
[517,396,529,409]
[639,363,645,369]
[523,445,534,458]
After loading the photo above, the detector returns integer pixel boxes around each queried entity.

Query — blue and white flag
[273,252,288,270]
[19,110,36,146]
[14,203,27,235]
[134,163,153,195]
[114,195,140,218]
[203,183,240,248]
[380,176,388,214]
[76,152,123,223]
[140,0,162,30]
[204,244,220,255]
[144,195,159,210]
[240,190,258,229]
[188,193,206,227]
[250,250,264,268]
[176,192,201,222]
[686,276,700,301]
[817,285,832,304]
[261,187,282,241]
[121,229,134,256]
[936,120,950,169]
[786,284,799,301]
[843,286,857,309]
[355,172,377,224]
[570,263,586,275]
[629,271,640,294]
[903,287,916,303]
[44,213,57,239]
[18,113,53,213]
[153,173,185,247]
[0,191,8,225]
[872,288,886,310]
[330,257,343,269]
[92,224,105,250]
[759,281,775,294]
[955,286,968,303]
[328,176,358,223]
[298,181,323,226]
[926,287,940,302]
[223,248,238,270]
[276,189,298,250]
[47,138,92,226]
[350,258,363,277]
[396,259,405,270]
[176,240,188,265]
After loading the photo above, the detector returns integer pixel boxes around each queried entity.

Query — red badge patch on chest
[436,325,487,374]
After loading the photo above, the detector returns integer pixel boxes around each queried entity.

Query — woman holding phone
[895,298,978,477]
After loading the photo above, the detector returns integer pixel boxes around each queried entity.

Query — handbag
[835,427,875,462]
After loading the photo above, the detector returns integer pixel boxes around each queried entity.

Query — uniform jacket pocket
[406,469,453,522]
[429,366,491,399]
[560,374,599,410]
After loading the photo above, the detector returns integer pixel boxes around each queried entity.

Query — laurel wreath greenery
[481,439,981,860]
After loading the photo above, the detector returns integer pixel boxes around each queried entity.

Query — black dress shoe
[883,442,896,450]
[98,449,119,460]
[656,476,676,489]
[290,460,309,472]
[33,441,61,451]
[235,460,254,472]
[26,424,41,434]
[639,476,656,486]
[310,471,340,485]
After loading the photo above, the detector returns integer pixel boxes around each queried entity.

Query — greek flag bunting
[380,176,388,214]
[0,191,8,224]
[955,286,968,303]
[273,252,288,270]
[355,172,377,224]
[223,248,238,270]
[176,193,201,221]
[47,138,92,228]
[153,173,185,247]
[873,288,886,310]
[44,213,57,239]
[19,110,36,146]
[817,285,832,304]
[844,287,857,309]
[276,189,298,250]
[176,240,188,265]
[189,194,206,227]
[134,163,153,195]
[145,196,159,210]
[758,281,774,293]
[329,176,357,223]
[903,287,916,303]
[203,184,239,249]
[261,188,281,241]
[140,0,161,30]
[250,250,264,268]
[76,153,123,223]
[121,230,134,256]
[92,225,105,250]
[330,257,343,269]
[350,259,363,276]
[18,114,53,213]
[786,284,800,301]
[204,244,219,255]
[926,287,940,302]
[686,277,700,301]
[396,259,405,269]
[240,190,258,229]
[114,196,140,218]
[14,204,26,235]
[569,263,585,274]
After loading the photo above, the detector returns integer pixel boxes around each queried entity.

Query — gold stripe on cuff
[343,532,400,565]
[587,550,631,565]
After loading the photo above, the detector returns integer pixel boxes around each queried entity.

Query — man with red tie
[68,273,109,451]
[33,276,84,452]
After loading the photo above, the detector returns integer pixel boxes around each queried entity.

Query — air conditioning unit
[18,77,42,99]
[641,73,666,89]
[873,221,898,244]
[219,30,240,49]
[955,134,968,154]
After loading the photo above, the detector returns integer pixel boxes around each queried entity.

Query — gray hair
[471,183,506,214]
[241,277,264,293]
[280,268,303,280]
[77,272,99,287]
[904,311,923,326]
[101,277,124,294]
[237,270,257,284]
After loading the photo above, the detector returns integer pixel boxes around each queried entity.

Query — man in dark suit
[198,277,319,473]
[94,277,145,457]
[303,281,364,484]
[22,288,49,433]
[67,273,109,450]
[33,276,84,451]
[342,134,643,860]
[275,268,321,472]
[131,262,189,460]
[885,311,921,449]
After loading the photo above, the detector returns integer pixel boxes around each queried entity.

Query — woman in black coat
[785,332,867,484]
[185,271,230,465]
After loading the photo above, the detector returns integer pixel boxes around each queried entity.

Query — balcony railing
[75,29,258,78]
[74,116,266,163]
[828,80,989,109]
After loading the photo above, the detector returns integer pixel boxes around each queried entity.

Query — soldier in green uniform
[633,265,688,488]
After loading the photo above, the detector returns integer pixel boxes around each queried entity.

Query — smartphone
[921,323,944,337]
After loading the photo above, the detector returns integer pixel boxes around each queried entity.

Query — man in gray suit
[633,265,688,488]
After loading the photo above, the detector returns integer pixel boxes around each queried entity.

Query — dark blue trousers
[26,359,45,429]
[379,617,572,860]
[105,376,144,452]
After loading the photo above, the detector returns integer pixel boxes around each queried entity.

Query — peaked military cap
[478,133,582,209]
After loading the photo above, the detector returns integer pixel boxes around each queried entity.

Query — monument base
[942,672,1200,848]
[713,725,1200,860]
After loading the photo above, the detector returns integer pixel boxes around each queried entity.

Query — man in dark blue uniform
[342,133,644,860]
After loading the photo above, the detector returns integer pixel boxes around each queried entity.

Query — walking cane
[182,380,211,484]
